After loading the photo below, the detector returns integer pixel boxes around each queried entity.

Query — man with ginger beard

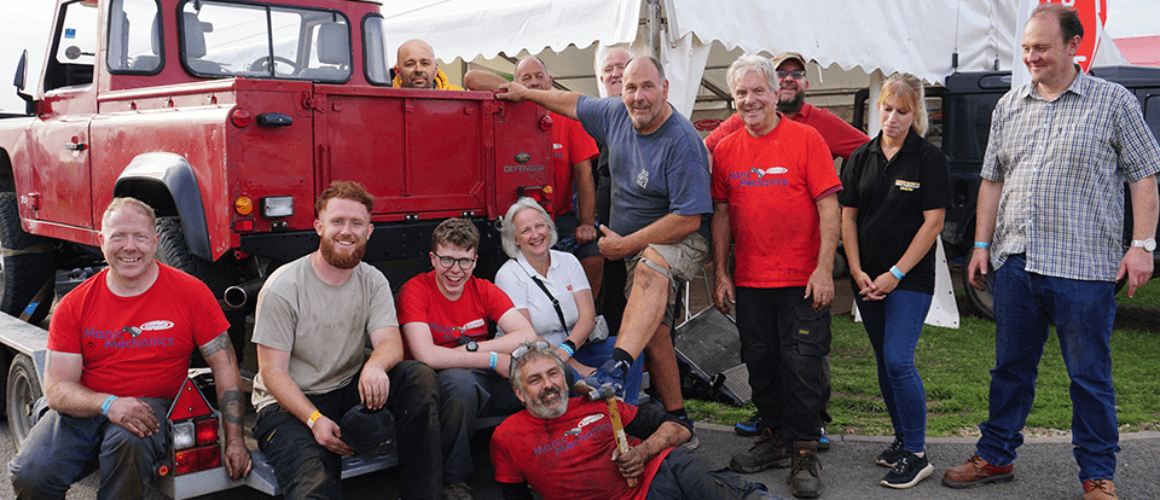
[250,181,443,500]
[490,341,783,500]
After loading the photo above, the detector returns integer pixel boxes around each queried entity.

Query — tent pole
[646,0,661,60]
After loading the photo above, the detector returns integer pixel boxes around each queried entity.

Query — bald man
[393,39,464,90]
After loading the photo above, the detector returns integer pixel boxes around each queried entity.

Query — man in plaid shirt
[943,4,1160,500]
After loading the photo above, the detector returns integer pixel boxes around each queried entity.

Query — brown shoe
[1083,479,1117,500]
[942,453,1014,488]
[788,440,822,498]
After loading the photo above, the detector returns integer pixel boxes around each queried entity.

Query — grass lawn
[686,279,1160,437]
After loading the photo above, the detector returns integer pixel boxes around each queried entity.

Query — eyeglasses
[511,341,552,360]
[434,253,477,270]
[777,70,806,79]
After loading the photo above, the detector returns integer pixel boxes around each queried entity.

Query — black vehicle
[855,65,1160,319]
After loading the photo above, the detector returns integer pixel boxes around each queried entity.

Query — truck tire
[0,193,55,324]
[960,262,995,321]
[7,353,43,450]
[154,217,246,363]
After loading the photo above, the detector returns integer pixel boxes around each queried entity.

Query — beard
[777,91,805,114]
[320,235,367,269]
[526,386,568,419]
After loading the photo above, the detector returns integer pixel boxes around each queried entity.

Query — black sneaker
[730,428,792,473]
[880,451,933,489]
[734,413,761,437]
[875,432,905,467]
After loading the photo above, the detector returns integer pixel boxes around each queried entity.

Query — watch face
[466,341,478,352]
[1147,239,1157,252]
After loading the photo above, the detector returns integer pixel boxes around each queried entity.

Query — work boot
[788,440,822,499]
[442,481,474,500]
[942,453,1014,488]
[730,428,792,473]
[875,432,905,467]
[1083,478,1117,500]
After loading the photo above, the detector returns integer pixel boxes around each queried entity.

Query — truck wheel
[154,217,245,363]
[7,353,43,450]
[960,263,995,321]
[0,193,55,324]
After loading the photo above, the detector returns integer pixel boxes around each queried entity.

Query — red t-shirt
[491,397,672,500]
[397,271,515,352]
[711,117,842,288]
[549,112,600,216]
[47,264,230,399]
[704,103,869,160]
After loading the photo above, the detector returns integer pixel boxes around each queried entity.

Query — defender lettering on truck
[0,0,552,497]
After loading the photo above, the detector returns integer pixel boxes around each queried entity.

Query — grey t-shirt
[250,256,398,412]
[576,95,712,241]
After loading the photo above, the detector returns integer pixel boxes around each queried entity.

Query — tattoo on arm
[200,332,237,365]
[219,389,243,425]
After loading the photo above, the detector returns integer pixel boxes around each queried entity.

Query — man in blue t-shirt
[497,56,711,440]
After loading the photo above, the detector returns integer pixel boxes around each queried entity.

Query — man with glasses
[491,341,784,500]
[705,52,868,162]
[398,218,540,500]
[249,181,442,500]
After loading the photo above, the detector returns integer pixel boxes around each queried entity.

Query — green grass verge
[686,280,1160,437]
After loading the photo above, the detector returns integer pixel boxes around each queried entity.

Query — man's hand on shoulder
[106,396,160,438]
[359,364,392,410]
[805,267,834,311]
[312,415,355,456]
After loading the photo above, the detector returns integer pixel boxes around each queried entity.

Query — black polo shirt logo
[895,180,920,192]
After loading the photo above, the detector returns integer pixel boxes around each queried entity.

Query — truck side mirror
[13,50,33,106]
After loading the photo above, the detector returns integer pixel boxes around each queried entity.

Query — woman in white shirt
[495,198,643,404]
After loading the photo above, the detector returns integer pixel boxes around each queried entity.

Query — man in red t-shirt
[704,51,869,161]
[465,57,603,289]
[710,55,842,499]
[492,342,781,500]
[9,198,250,498]
[398,218,539,499]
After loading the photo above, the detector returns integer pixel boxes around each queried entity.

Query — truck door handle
[257,113,293,127]
[65,142,87,151]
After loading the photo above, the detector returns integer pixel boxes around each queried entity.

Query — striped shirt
[982,70,1160,281]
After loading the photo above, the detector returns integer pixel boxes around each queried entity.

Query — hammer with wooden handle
[574,378,638,487]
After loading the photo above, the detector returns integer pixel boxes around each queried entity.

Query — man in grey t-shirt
[497,56,711,439]
[250,181,442,500]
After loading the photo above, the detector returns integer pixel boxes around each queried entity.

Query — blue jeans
[568,336,644,405]
[976,255,1119,482]
[855,289,932,453]
[9,397,171,500]
[645,447,770,500]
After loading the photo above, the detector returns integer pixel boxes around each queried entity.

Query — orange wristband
[307,410,323,429]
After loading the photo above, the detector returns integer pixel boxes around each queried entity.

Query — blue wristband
[489,352,498,371]
[974,241,990,249]
[890,266,905,280]
[101,395,118,416]
[559,342,576,357]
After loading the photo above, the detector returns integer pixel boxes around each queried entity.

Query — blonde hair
[101,197,156,235]
[877,73,928,137]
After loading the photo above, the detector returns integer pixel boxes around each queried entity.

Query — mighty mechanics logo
[84,320,177,350]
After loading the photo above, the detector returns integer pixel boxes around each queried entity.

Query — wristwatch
[1131,238,1157,252]
[465,340,479,352]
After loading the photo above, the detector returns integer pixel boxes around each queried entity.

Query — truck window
[1144,95,1160,141]
[179,0,350,82]
[45,0,97,91]
[363,16,391,85]
[107,0,162,74]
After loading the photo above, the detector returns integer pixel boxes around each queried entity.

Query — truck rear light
[195,417,219,445]
[518,186,554,215]
[539,114,553,132]
[174,444,221,475]
[234,197,254,216]
[173,421,196,449]
[262,196,294,218]
[231,108,252,128]
[233,220,255,232]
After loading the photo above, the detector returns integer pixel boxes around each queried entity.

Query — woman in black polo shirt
[839,73,951,490]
